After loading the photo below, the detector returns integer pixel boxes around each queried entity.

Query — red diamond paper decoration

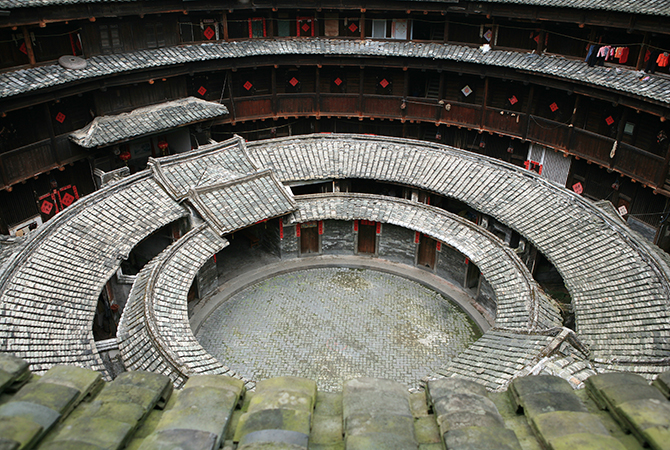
[302,23,310,32]
[197,86,207,96]
[40,200,53,215]
[55,112,66,123]
[61,192,75,207]
[289,77,299,87]
[549,102,559,112]
[243,81,253,91]
[572,182,583,195]
[334,77,343,86]
[509,95,518,105]
[605,116,614,125]
[379,78,389,88]
[203,26,215,40]
[348,22,358,33]
[19,42,27,55]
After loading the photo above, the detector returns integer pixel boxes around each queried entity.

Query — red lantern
[119,150,131,161]
[158,141,169,150]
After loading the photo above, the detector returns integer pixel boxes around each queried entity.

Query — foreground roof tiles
[1,353,669,450]
[68,97,228,149]
[2,39,670,105]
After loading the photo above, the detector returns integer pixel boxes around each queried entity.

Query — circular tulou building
[1,1,670,449]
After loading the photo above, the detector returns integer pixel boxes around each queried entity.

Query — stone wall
[280,224,299,258]
[261,219,282,258]
[378,224,417,266]
[196,256,218,299]
[322,220,355,255]
[477,276,497,318]
[437,244,467,286]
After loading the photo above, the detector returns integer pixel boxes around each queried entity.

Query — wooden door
[358,223,376,254]
[300,223,319,254]
[417,234,437,269]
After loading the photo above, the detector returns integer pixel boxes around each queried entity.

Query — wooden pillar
[227,70,237,122]
[22,27,36,65]
[567,95,581,151]
[360,13,365,39]
[315,66,320,117]
[656,139,670,188]
[437,72,445,122]
[443,17,449,43]
[222,12,229,41]
[271,66,277,117]
[522,85,535,140]
[44,103,60,165]
[402,68,409,121]
[536,29,546,54]
[358,67,364,116]
[480,77,489,130]
[610,109,629,169]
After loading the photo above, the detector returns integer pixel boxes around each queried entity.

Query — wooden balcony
[0,135,88,189]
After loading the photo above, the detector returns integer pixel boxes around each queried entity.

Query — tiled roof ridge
[68,96,229,148]
[253,133,670,297]
[246,133,670,367]
[292,192,562,330]
[186,168,298,235]
[0,168,153,291]
[1,38,669,105]
[118,222,253,388]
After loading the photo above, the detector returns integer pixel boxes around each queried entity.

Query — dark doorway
[465,261,480,289]
[417,234,437,269]
[358,222,377,254]
[300,222,320,254]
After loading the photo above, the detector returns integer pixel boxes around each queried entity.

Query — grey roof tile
[69,97,228,149]
[1,39,669,105]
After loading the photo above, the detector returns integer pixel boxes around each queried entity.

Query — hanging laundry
[596,45,610,66]
[585,44,599,67]
[614,47,623,59]
[619,47,629,64]
[657,52,669,67]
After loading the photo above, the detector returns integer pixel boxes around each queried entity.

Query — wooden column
[437,72,445,122]
[315,66,320,117]
[44,103,60,165]
[522,85,535,140]
[360,13,365,39]
[536,29,546,54]
[271,66,277,117]
[567,95,581,151]
[358,67,365,116]
[227,70,237,122]
[480,77,489,130]
[610,109,629,169]
[443,17,449,43]
[22,27,36,65]
[222,12,229,41]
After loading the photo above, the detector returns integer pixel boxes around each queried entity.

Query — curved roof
[2,39,669,106]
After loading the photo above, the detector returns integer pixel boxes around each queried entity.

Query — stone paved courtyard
[195,267,481,391]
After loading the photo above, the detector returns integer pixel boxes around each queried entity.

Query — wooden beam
[22,26,36,66]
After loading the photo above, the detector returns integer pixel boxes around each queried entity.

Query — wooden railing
[3,92,666,192]
[0,135,88,189]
